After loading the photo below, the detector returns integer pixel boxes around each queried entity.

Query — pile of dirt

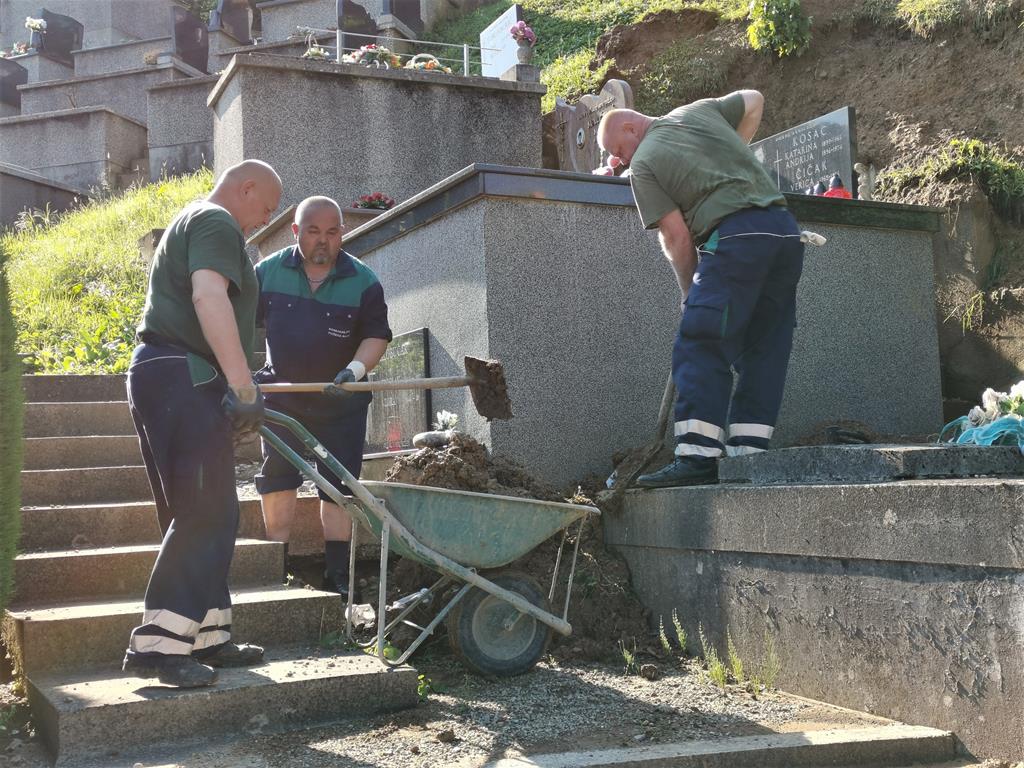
[384,434,650,660]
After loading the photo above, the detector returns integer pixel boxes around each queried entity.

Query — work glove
[325,367,357,400]
[222,383,265,435]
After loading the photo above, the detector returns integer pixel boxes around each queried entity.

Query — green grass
[635,35,735,116]
[0,241,22,615]
[893,0,1023,36]
[428,0,748,112]
[2,168,214,374]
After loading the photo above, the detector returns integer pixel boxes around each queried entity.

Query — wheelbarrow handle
[260,376,472,394]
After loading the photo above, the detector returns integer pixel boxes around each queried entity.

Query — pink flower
[609,155,622,168]
[592,165,614,176]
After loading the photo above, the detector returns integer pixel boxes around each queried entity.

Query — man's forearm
[659,231,698,300]
[194,290,252,391]
[353,338,389,374]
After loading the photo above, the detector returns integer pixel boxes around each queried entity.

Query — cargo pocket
[681,296,729,341]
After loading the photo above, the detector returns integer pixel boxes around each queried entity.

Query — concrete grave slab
[5,51,74,84]
[1,0,180,50]
[72,36,172,76]
[0,106,147,190]
[146,74,218,180]
[719,443,1024,484]
[0,162,83,227]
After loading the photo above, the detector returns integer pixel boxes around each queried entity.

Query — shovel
[259,355,513,421]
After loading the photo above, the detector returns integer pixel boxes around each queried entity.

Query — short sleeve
[630,164,679,230]
[713,92,746,130]
[357,280,393,342]
[187,211,245,290]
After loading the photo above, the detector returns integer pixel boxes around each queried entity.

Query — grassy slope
[2,169,213,374]
[0,241,21,614]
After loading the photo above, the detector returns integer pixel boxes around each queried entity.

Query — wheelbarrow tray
[360,481,593,570]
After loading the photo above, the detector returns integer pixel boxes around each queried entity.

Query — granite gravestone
[480,4,522,78]
[209,0,253,44]
[750,106,857,196]
[543,79,633,173]
[338,0,377,55]
[0,57,28,113]
[173,7,209,73]
[29,8,83,68]
[383,0,423,33]
[364,327,431,453]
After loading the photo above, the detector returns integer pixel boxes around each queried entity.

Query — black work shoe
[635,457,718,489]
[324,570,358,603]
[122,653,218,688]
[195,642,265,668]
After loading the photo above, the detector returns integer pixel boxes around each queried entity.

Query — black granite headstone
[172,6,209,73]
[383,0,423,33]
[0,58,28,112]
[338,0,377,53]
[364,328,431,454]
[209,0,253,44]
[29,8,83,68]
[750,106,858,197]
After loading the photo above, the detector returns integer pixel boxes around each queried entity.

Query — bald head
[597,109,653,166]
[295,196,342,227]
[209,159,283,235]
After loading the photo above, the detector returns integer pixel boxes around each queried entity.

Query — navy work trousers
[673,206,805,459]
[124,342,239,659]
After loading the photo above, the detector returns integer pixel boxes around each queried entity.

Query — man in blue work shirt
[255,196,391,597]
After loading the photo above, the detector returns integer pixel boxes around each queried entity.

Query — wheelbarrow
[259,409,600,676]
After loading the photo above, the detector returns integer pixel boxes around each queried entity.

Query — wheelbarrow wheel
[446,571,552,677]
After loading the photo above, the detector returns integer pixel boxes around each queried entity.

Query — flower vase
[516,40,533,64]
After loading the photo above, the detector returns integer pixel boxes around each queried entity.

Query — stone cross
[543,79,634,174]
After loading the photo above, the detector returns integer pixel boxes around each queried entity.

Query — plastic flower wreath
[341,43,402,68]
[940,381,1024,452]
[352,192,395,210]
[403,53,452,74]
[510,20,536,46]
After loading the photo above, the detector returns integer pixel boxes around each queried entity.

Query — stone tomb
[172,6,210,74]
[209,54,544,211]
[479,3,522,78]
[28,8,83,67]
[72,37,173,77]
[146,74,219,181]
[343,164,944,487]
[751,106,858,195]
[0,106,146,189]
[0,57,27,117]
[0,0,179,50]
[543,79,633,173]
[0,162,83,227]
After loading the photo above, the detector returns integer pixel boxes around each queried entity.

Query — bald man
[598,93,804,487]
[254,197,391,599]
[122,160,282,687]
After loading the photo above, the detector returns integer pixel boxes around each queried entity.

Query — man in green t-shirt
[598,91,804,487]
[122,160,282,687]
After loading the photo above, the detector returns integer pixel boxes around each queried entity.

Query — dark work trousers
[673,206,805,459]
[124,342,239,659]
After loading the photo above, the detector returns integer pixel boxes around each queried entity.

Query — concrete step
[12,539,283,606]
[23,401,133,437]
[23,435,142,470]
[23,374,126,403]
[28,645,418,766]
[5,585,344,676]
[719,443,1024,486]
[20,465,151,506]
[19,497,326,554]
[484,726,956,768]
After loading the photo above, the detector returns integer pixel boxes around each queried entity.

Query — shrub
[896,0,962,35]
[747,0,812,57]
[540,51,614,112]
[636,36,732,116]
[0,243,22,615]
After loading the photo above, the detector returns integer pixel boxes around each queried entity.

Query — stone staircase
[4,374,418,766]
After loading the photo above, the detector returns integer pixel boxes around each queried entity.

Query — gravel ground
[2,653,900,768]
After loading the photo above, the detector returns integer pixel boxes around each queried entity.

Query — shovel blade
[464,356,513,420]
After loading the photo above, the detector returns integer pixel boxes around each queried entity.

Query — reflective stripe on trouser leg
[125,345,240,657]
[193,606,233,651]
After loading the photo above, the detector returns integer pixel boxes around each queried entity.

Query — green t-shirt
[138,201,258,375]
[629,93,786,243]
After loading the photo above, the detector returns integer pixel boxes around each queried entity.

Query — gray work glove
[325,367,356,400]
[222,384,265,434]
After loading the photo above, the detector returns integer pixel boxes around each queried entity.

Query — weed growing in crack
[726,629,745,685]
[672,608,688,653]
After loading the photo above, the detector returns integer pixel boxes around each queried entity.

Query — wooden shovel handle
[260,376,472,394]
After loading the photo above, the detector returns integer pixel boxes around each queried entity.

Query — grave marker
[0,58,27,114]
[29,8,83,68]
[338,0,377,55]
[364,327,431,453]
[383,0,423,33]
[172,7,209,73]
[480,4,522,78]
[750,106,858,196]
[209,0,253,44]
[543,79,633,173]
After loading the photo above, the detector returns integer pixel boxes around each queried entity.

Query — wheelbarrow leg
[345,516,358,641]
[376,516,391,662]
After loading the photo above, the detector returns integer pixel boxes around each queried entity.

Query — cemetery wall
[147,74,217,180]
[73,37,172,77]
[18,61,191,125]
[345,165,944,487]
[0,106,146,189]
[209,54,544,211]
